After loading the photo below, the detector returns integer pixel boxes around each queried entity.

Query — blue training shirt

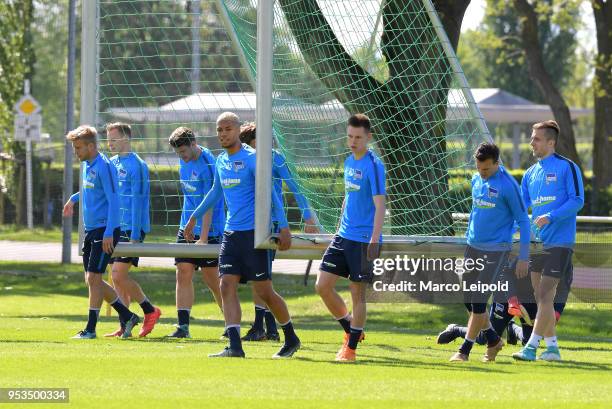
[191,144,288,231]
[521,153,584,247]
[338,150,386,243]
[272,150,312,222]
[466,165,530,260]
[69,152,120,237]
[178,146,225,237]
[111,152,151,240]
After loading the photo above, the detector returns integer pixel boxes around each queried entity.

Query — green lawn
[0,262,611,408]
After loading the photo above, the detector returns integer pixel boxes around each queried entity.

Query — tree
[0,0,35,225]
[513,0,582,167]
[592,0,612,194]
[276,0,471,235]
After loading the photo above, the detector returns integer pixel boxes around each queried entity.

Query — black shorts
[530,247,573,280]
[174,229,220,269]
[219,230,272,284]
[462,246,509,313]
[319,235,373,283]
[82,227,121,274]
[109,230,146,267]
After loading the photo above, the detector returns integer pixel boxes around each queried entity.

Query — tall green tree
[513,0,582,167]
[0,0,35,225]
[276,0,471,235]
[592,0,611,196]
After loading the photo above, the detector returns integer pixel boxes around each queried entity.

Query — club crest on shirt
[190,170,198,181]
[87,169,97,180]
[546,173,557,184]
[233,161,245,171]
[354,169,363,179]
[118,167,127,179]
[488,187,499,198]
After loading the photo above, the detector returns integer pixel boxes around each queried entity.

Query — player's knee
[219,278,237,295]
[86,272,101,287]
[536,287,554,304]
[176,269,193,286]
[111,270,127,287]
[315,280,331,296]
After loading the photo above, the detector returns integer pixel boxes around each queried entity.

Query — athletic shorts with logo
[82,227,121,274]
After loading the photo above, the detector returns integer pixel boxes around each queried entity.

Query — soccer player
[316,114,386,362]
[449,142,530,362]
[437,257,569,346]
[513,120,583,362]
[238,122,319,342]
[62,125,140,339]
[184,112,300,359]
[106,122,161,337]
[167,126,225,339]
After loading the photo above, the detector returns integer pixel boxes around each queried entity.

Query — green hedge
[2,160,608,227]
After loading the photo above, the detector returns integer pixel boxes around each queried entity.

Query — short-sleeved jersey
[191,144,288,231]
[338,150,386,243]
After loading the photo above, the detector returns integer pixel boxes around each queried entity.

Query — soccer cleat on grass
[539,346,562,361]
[208,347,245,358]
[166,324,191,339]
[512,345,537,361]
[482,338,505,362]
[122,314,140,339]
[436,323,460,344]
[104,327,126,338]
[241,325,267,341]
[139,307,162,337]
[343,331,365,346]
[72,330,96,339]
[508,296,533,326]
[335,345,356,362]
[449,352,469,362]
[266,331,281,342]
[272,339,301,359]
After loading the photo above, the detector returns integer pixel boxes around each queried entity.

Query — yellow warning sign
[19,99,37,115]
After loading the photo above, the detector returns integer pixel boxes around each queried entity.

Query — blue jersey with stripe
[70,152,120,237]
[467,166,530,260]
[110,152,150,240]
[521,153,584,247]
[272,150,312,222]
[178,146,225,237]
[338,150,386,243]
[191,144,288,231]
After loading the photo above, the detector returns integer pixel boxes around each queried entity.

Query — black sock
[264,310,278,334]
[281,321,299,344]
[139,298,155,314]
[110,299,134,323]
[227,326,242,351]
[475,331,488,345]
[85,309,99,333]
[483,325,501,346]
[347,327,363,350]
[459,338,475,355]
[253,305,265,330]
[177,309,190,327]
[337,315,351,333]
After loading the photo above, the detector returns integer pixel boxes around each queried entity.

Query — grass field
[1,261,611,408]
